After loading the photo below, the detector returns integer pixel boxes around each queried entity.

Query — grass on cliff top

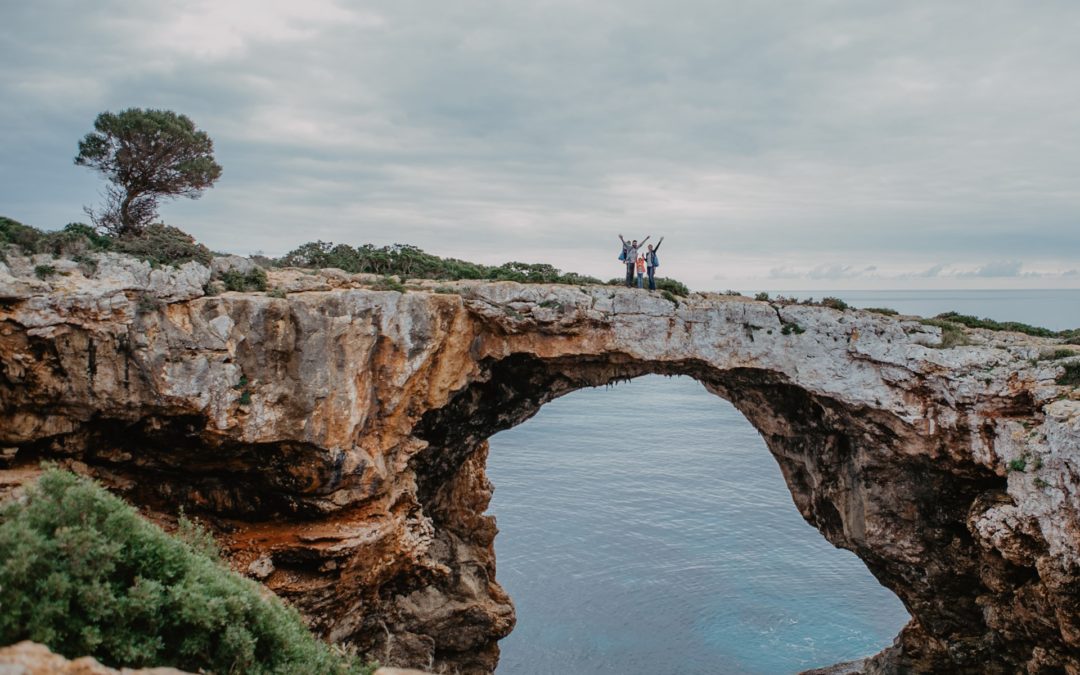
[0,467,375,675]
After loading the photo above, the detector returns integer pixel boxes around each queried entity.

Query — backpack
[618,247,627,262]
[649,251,660,268]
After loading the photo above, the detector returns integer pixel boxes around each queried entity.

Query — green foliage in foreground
[0,468,374,675]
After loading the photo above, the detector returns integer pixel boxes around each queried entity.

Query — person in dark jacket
[618,234,650,287]
[645,236,664,290]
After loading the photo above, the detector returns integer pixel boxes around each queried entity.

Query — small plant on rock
[33,264,57,280]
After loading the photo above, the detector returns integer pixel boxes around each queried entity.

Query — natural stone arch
[405,354,1008,673]
[1,261,1078,673]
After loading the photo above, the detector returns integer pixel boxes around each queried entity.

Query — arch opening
[487,374,910,674]
[404,353,1009,673]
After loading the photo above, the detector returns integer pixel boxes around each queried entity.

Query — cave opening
[483,374,910,674]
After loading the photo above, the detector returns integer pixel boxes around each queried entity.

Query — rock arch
[1,263,1078,673]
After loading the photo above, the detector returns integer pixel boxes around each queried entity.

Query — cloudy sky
[2,0,1078,290]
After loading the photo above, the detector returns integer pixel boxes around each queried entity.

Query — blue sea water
[486,290,1079,675]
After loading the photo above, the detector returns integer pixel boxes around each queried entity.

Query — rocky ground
[1,251,1079,673]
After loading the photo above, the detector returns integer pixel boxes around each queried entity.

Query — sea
[485,290,1080,675]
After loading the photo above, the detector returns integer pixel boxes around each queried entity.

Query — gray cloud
[2,0,1079,290]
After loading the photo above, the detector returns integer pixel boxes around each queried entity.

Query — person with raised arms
[618,234,650,287]
[644,236,664,291]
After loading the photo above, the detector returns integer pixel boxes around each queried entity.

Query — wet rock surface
[1,253,1079,673]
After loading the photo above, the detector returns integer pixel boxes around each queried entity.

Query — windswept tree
[75,108,222,236]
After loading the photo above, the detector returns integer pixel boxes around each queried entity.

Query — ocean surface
[485,290,1079,675]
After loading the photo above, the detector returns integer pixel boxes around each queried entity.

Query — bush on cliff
[111,224,212,267]
[0,468,373,675]
[0,217,211,269]
[276,240,628,287]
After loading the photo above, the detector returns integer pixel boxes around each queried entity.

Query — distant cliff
[2,250,1079,673]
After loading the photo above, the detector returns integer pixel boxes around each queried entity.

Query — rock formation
[0,641,188,674]
[1,252,1079,673]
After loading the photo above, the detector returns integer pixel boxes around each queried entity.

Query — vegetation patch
[370,276,406,293]
[1007,457,1027,473]
[0,468,374,674]
[781,322,805,336]
[33,264,58,280]
[754,292,769,301]
[112,224,213,268]
[863,307,899,316]
[1058,363,1080,386]
[1038,348,1078,361]
[661,290,680,306]
[933,311,1056,338]
[920,318,973,349]
[220,267,268,292]
[819,296,849,311]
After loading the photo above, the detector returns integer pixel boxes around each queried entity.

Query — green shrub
[1058,363,1080,386]
[864,307,898,316]
[1038,348,1077,361]
[266,287,287,299]
[660,290,680,306]
[656,278,690,297]
[820,296,849,311]
[1007,457,1027,473]
[34,264,58,280]
[781,323,805,336]
[754,292,770,301]
[37,223,113,257]
[1,219,114,261]
[112,224,212,268]
[0,468,373,674]
[934,311,1056,338]
[220,267,268,292]
[0,216,44,251]
[371,276,406,293]
[71,253,99,275]
[920,318,972,349]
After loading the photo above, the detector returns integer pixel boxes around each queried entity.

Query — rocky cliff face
[2,253,1079,673]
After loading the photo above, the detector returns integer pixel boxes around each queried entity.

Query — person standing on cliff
[618,234,650,287]
[635,254,647,288]
[645,236,663,291]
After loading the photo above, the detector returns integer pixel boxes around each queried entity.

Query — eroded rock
[1,262,1079,673]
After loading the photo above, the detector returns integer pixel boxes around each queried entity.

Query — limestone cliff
[1,252,1079,673]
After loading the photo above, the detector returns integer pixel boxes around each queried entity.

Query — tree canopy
[75,108,222,236]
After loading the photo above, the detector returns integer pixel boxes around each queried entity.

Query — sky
[2,0,1079,291]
